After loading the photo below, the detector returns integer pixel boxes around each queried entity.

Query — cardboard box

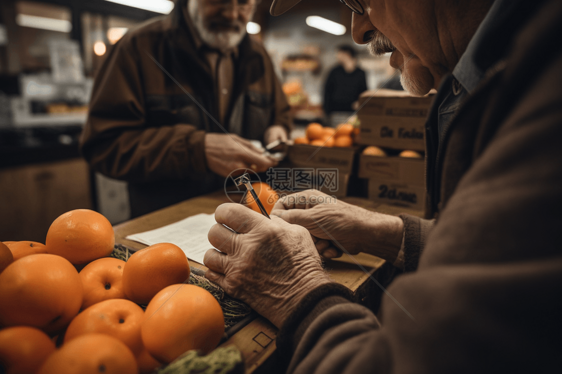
[283,144,357,197]
[367,180,426,211]
[357,89,433,151]
[287,144,356,173]
[321,173,349,198]
[358,154,424,185]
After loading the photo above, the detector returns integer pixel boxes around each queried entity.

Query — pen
[234,173,271,219]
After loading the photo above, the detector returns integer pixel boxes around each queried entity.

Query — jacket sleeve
[79,35,207,183]
[276,21,562,374]
[398,215,434,272]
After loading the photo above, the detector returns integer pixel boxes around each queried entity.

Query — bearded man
[203,0,562,372]
[81,0,290,218]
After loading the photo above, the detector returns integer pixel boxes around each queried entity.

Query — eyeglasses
[339,0,364,15]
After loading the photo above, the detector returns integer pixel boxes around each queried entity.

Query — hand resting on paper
[203,203,331,328]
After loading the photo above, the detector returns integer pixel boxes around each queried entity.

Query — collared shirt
[205,50,236,125]
[182,5,238,125]
[436,0,512,140]
[398,0,522,268]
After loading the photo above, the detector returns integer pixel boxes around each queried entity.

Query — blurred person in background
[80,0,291,217]
[323,45,367,125]
[203,0,562,372]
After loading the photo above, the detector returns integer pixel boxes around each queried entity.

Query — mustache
[366,30,396,56]
[207,20,244,32]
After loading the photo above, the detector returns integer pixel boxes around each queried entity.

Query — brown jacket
[278,0,562,372]
[80,0,290,217]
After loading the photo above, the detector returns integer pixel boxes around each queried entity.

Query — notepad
[125,213,217,265]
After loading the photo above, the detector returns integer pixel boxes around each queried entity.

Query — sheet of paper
[125,213,217,265]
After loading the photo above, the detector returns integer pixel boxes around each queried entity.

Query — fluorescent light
[94,41,107,56]
[105,0,174,14]
[306,16,346,36]
[246,22,261,35]
[107,27,128,44]
[16,14,72,33]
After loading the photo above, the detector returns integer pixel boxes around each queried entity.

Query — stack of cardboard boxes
[357,89,434,211]
[285,144,356,198]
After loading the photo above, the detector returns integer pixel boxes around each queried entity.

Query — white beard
[188,0,249,51]
[400,71,427,96]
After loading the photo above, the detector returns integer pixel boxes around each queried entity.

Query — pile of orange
[399,150,423,158]
[362,146,423,159]
[294,122,356,148]
[0,209,225,373]
[282,81,302,96]
[363,146,387,157]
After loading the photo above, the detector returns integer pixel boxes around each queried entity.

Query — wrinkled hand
[271,190,403,262]
[264,125,288,145]
[204,204,332,328]
[205,133,277,177]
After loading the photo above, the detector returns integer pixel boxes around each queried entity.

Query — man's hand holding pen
[203,203,331,328]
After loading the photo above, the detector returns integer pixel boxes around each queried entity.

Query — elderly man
[204,0,562,372]
[81,0,290,217]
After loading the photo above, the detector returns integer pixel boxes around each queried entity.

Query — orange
[0,254,83,334]
[0,242,13,274]
[322,127,336,138]
[333,136,353,147]
[65,299,144,356]
[51,334,64,348]
[45,209,115,265]
[38,334,137,374]
[80,258,126,309]
[305,123,324,140]
[142,284,224,363]
[245,182,278,215]
[399,150,423,158]
[363,146,387,157]
[6,241,47,261]
[293,136,309,145]
[335,123,354,137]
[310,139,326,147]
[0,326,56,374]
[136,348,162,374]
[122,243,190,305]
[320,135,335,147]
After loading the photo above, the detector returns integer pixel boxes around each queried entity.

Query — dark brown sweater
[277,0,562,372]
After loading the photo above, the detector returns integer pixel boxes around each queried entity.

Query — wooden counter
[113,190,423,373]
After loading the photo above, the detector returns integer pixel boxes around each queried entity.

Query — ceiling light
[246,22,261,35]
[16,14,72,33]
[305,16,346,36]
[94,41,107,56]
[107,27,128,44]
[104,0,175,14]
